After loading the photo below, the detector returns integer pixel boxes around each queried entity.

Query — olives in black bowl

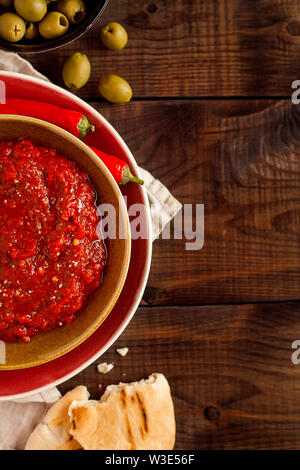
[0,0,108,53]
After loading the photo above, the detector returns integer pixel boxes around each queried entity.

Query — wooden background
[28,0,300,449]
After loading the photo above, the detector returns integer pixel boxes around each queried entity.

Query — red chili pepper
[1,98,95,138]
[0,98,142,186]
[90,146,144,186]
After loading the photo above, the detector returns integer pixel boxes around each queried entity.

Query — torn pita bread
[25,385,90,450]
[69,373,175,450]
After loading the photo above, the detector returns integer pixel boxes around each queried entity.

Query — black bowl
[0,0,109,54]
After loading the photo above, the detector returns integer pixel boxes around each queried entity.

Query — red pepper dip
[0,139,107,343]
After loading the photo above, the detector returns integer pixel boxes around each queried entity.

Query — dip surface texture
[0,139,106,343]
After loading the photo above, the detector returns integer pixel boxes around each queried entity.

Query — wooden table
[27,1,300,449]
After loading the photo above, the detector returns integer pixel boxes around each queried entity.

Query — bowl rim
[0,71,152,399]
[0,113,131,369]
[0,0,110,54]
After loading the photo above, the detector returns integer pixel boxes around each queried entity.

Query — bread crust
[70,373,176,450]
[25,385,90,450]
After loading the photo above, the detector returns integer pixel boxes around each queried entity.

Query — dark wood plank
[84,99,300,305]
[26,0,300,98]
[59,302,300,449]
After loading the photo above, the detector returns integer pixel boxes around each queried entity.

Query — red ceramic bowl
[0,71,152,399]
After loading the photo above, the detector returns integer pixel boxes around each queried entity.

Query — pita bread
[25,385,90,450]
[69,373,175,450]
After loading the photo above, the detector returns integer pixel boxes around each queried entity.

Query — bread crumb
[116,347,129,357]
[97,362,114,374]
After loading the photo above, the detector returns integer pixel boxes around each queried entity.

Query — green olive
[24,22,39,41]
[62,52,91,90]
[98,74,132,103]
[100,22,128,50]
[38,11,69,40]
[0,0,13,8]
[14,0,47,23]
[0,12,25,42]
[57,0,86,24]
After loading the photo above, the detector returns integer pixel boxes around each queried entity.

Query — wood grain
[86,99,300,305]
[58,302,300,449]
[26,0,300,98]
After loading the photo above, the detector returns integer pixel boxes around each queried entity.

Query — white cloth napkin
[0,389,62,450]
[0,51,182,450]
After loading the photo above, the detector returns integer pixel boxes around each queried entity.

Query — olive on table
[100,22,128,50]
[14,0,47,23]
[38,11,69,39]
[0,0,13,8]
[57,0,86,24]
[98,74,133,103]
[62,52,91,90]
[24,22,39,41]
[0,12,26,42]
